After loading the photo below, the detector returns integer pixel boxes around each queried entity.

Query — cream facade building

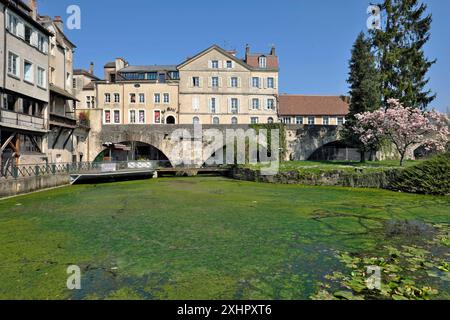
[97,59,180,126]
[178,45,279,125]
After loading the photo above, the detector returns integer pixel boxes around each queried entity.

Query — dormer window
[259,56,267,68]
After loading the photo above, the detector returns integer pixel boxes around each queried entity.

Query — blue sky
[38,0,449,112]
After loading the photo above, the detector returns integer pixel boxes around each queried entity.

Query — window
[282,117,291,124]
[252,98,260,110]
[211,60,219,69]
[251,117,259,124]
[86,96,92,109]
[154,93,161,103]
[104,110,111,124]
[158,73,166,83]
[323,116,330,125]
[308,117,315,125]
[210,98,217,113]
[114,93,120,103]
[192,97,200,111]
[66,73,71,89]
[163,93,170,104]
[231,117,238,125]
[267,99,275,110]
[8,52,20,77]
[267,77,275,88]
[226,61,233,69]
[38,34,47,53]
[114,110,120,124]
[231,98,239,114]
[139,93,145,103]
[7,13,18,35]
[73,78,77,89]
[193,117,200,125]
[129,110,136,123]
[105,93,111,103]
[231,77,238,88]
[259,56,267,68]
[91,96,95,108]
[296,116,303,125]
[212,117,220,125]
[24,61,33,83]
[25,25,32,44]
[37,67,46,88]
[154,110,162,124]
[268,117,274,124]
[252,77,260,88]
[212,77,219,88]
[193,77,200,87]
[139,110,145,124]
[337,117,345,126]
[130,93,136,103]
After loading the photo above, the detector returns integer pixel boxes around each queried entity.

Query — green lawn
[245,160,422,173]
[0,177,448,300]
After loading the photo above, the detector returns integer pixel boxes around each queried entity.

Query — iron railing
[0,160,172,180]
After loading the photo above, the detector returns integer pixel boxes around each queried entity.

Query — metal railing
[0,160,172,180]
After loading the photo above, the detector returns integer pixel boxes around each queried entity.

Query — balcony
[49,112,77,129]
[0,109,46,132]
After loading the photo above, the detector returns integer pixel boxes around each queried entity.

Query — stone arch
[94,141,173,166]
[307,140,359,161]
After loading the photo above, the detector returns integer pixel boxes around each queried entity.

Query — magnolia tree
[353,99,449,166]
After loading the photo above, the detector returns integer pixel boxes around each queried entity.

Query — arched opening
[203,143,272,168]
[212,117,220,125]
[193,117,200,125]
[166,115,176,124]
[94,141,172,167]
[231,117,238,125]
[307,141,360,161]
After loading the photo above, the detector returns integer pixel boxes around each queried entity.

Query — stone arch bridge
[89,124,344,166]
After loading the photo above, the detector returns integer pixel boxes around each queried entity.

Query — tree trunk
[400,153,406,167]
[360,150,366,163]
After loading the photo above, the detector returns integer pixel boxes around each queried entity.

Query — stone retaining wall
[231,167,401,189]
[0,175,71,198]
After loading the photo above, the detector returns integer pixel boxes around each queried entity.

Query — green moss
[0,177,448,299]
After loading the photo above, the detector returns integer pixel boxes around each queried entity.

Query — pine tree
[343,32,381,162]
[372,0,436,110]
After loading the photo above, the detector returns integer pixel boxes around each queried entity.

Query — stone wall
[0,174,70,198]
[231,167,401,189]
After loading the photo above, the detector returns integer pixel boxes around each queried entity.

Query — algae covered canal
[0,177,448,300]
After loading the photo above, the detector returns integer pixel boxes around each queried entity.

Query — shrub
[389,152,450,195]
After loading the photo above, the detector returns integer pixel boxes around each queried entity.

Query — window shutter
[227,77,231,88]
[219,77,223,87]
[199,77,203,88]
[208,77,212,88]
[273,78,277,89]
[32,32,38,47]
[216,97,220,114]
[238,77,242,88]
[208,60,212,69]
[18,22,25,39]
[188,77,193,88]
[218,61,223,69]
[5,12,10,31]
[259,77,263,89]
[227,98,231,113]
[249,77,252,88]
[248,98,252,110]
[263,78,268,89]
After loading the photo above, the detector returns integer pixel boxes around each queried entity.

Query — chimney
[28,0,38,20]
[54,16,64,31]
[270,45,276,56]
[245,44,250,56]
[89,62,94,75]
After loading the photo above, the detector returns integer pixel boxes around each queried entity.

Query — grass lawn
[0,177,448,300]
[245,160,422,173]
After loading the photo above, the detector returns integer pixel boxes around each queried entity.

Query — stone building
[0,0,51,169]
[96,59,180,126]
[178,45,279,125]
[278,95,349,126]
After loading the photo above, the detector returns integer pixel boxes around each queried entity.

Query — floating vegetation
[312,222,450,300]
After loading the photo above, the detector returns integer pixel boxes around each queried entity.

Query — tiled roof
[74,69,100,80]
[279,95,350,116]
[245,54,279,70]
